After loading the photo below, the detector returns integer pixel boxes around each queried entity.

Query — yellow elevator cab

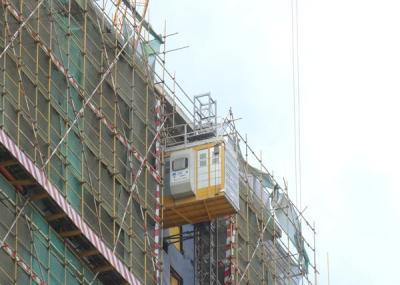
[163,137,239,228]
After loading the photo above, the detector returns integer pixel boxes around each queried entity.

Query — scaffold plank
[45,212,67,222]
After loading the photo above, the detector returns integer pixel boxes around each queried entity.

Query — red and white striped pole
[1,240,45,285]
[224,215,236,285]
[154,95,162,283]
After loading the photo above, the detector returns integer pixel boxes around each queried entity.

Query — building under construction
[0,0,317,284]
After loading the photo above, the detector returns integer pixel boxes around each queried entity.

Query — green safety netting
[141,38,162,68]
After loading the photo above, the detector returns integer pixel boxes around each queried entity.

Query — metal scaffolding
[0,0,318,283]
[0,0,163,283]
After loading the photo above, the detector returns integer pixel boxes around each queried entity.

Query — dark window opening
[172,157,188,171]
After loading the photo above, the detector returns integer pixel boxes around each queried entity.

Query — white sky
[150,1,400,284]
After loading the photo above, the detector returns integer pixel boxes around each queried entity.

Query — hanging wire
[295,0,303,211]
[291,0,302,209]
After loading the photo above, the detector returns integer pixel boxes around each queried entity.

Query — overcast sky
[150,1,400,284]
